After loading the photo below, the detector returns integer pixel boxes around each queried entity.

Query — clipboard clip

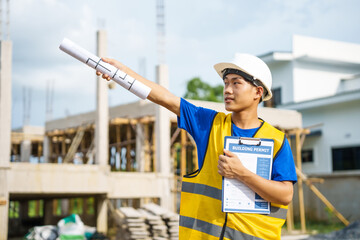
[238,137,262,146]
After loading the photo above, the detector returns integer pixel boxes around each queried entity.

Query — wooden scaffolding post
[152,123,156,172]
[38,142,42,162]
[180,129,187,177]
[52,199,58,215]
[286,134,294,232]
[186,133,198,171]
[54,137,60,163]
[61,136,66,162]
[295,129,306,233]
[115,124,121,170]
[192,144,198,170]
[126,123,132,171]
[144,122,151,172]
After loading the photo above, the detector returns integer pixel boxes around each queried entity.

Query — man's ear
[254,86,264,102]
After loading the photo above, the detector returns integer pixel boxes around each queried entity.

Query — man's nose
[224,85,232,94]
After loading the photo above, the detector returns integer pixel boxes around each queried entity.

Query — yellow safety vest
[179,113,288,240]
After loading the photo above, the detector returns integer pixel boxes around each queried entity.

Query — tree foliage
[184,77,223,102]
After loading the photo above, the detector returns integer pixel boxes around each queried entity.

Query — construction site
[1,28,307,239]
[2,1,360,240]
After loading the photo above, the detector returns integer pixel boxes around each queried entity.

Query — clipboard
[222,136,274,214]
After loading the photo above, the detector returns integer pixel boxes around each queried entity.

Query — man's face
[223,73,259,112]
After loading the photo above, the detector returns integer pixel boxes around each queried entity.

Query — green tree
[184,77,223,102]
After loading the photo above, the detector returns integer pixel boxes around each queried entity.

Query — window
[302,149,314,163]
[332,146,360,171]
[264,87,281,108]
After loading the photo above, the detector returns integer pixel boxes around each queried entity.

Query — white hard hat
[214,53,273,101]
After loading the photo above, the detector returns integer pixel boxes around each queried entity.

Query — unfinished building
[5,98,304,238]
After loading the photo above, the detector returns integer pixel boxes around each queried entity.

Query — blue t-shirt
[177,98,297,183]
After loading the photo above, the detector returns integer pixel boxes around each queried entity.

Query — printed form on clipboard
[222,136,274,214]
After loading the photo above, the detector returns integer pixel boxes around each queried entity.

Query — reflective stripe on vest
[179,113,288,240]
[180,215,264,240]
[182,181,288,220]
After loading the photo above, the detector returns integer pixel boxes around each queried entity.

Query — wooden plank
[296,168,349,226]
[126,124,132,171]
[295,129,306,233]
[144,123,151,172]
[152,126,156,172]
[115,124,122,170]
[0,198,6,205]
[170,128,181,146]
[286,202,294,232]
[111,118,138,125]
[285,134,295,233]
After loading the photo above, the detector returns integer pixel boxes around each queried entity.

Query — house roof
[279,89,360,111]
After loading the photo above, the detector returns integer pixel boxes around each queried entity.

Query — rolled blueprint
[59,38,151,99]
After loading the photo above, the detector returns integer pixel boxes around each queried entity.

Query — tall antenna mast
[0,0,3,40]
[6,0,9,40]
[0,0,10,40]
[46,79,54,121]
[156,0,165,64]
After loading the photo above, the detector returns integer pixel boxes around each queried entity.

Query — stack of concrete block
[118,207,151,240]
[138,209,169,239]
[162,212,179,240]
[142,203,179,240]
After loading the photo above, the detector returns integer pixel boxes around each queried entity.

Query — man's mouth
[224,97,234,103]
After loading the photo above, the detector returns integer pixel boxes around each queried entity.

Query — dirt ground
[305,220,360,240]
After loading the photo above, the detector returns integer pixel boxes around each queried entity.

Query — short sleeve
[271,138,298,183]
[177,98,217,168]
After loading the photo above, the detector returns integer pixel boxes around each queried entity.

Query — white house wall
[293,35,360,65]
[300,99,360,174]
[293,60,360,103]
[268,61,294,104]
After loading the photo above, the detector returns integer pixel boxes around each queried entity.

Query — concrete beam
[8,163,110,194]
[8,163,168,200]
[45,99,302,132]
[108,172,170,199]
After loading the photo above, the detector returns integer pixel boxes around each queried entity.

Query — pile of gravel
[306,220,360,240]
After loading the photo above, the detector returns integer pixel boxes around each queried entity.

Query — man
[97,53,297,240]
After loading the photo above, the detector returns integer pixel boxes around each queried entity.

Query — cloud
[8,0,360,128]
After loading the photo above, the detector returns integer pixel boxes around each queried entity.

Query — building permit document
[222,136,274,214]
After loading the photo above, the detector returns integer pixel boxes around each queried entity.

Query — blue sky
[7,0,360,129]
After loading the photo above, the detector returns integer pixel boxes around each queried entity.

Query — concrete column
[20,139,31,162]
[43,136,50,163]
[0,40,12,240]
[95,30,109,167]
[155,64,173,211]
[96,195,107,233]
[0,170,9,240]
[95,30,108,233]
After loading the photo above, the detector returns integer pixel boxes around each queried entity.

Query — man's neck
[231,109,260,129]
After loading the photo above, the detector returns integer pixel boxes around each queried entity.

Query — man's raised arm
[97,57,181,116]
